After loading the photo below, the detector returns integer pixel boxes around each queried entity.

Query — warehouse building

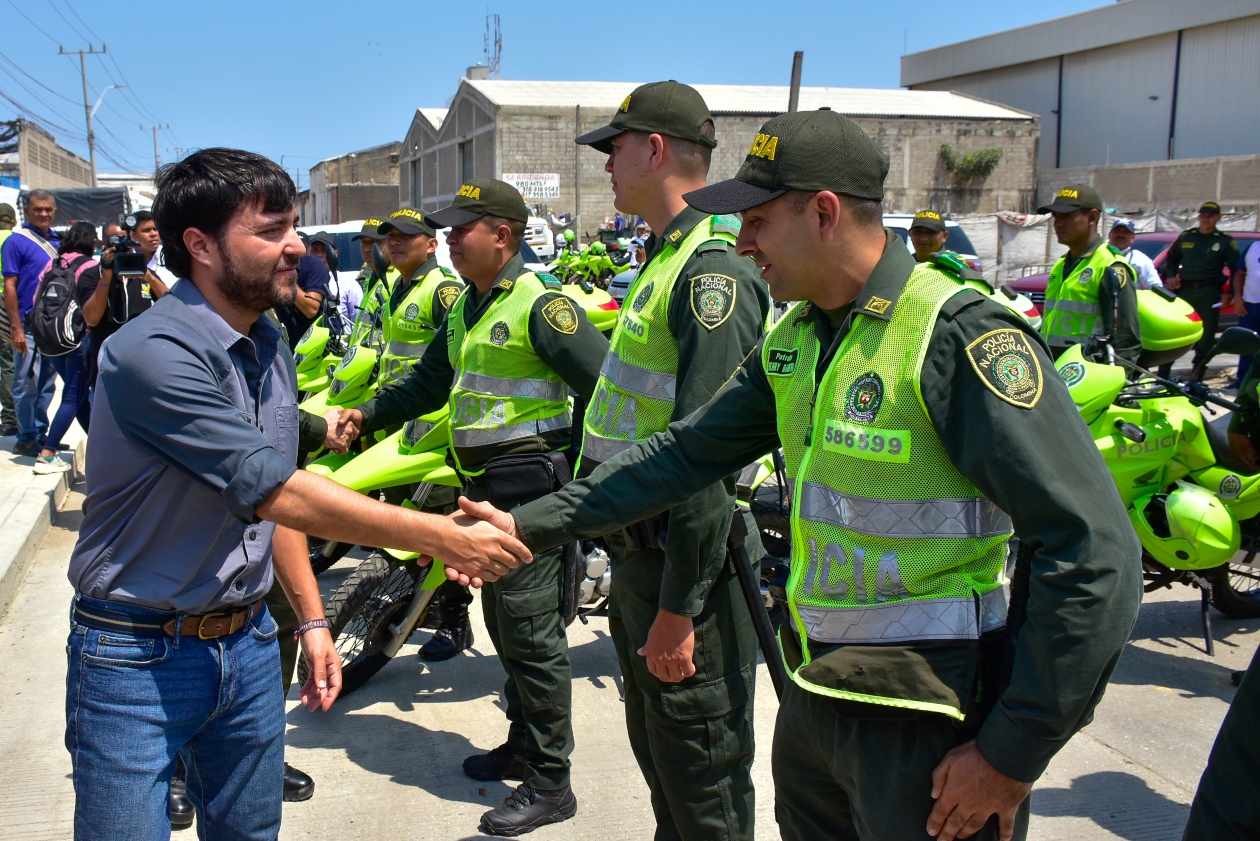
[302,141,402,225]
[399,77,1039,228]
[901,0,1260,211]
[0,120,92,190]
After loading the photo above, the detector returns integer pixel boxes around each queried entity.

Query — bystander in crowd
[0,202,17,437]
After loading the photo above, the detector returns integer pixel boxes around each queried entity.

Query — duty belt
[1179,278,1226,289]
[74,600,262,640]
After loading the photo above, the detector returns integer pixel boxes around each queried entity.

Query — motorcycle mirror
[372,243,389,281]
[1211,326,1260,359]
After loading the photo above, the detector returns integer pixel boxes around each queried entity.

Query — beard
[218,246,299,312]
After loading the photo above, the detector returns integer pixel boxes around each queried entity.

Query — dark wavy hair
[58,220,98,256]
[152,148,295,278]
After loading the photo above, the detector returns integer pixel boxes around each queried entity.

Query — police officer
[572,79,769,841]
[1038,184,1141,365]
[335,179,608,836]
[1165,201,1240,373]
[463,110,1142,841]
[909,210,950,262]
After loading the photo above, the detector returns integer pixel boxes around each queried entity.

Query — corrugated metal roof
[901,0,1259,87]
[460,79,1034,120]
[417,108,447,129]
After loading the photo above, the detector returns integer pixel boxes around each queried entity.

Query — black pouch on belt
[482,451,583,620]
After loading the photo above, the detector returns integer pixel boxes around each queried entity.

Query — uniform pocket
[82,632,171,668]
[660,665,753,722]
[500,582,561,619]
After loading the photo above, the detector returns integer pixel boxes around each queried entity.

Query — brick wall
[1037,154,1260,213]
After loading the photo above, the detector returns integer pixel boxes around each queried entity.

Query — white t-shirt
[1242,240,1260,304]
[328,270,363,329]
[1121,246,1163,291]
[148,246,179,287]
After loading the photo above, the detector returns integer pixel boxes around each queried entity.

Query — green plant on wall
[940,144,1003,182]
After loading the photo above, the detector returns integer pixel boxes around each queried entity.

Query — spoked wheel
[297,553,423,697]
[308,536,353,576]
[1208,552,1260,619]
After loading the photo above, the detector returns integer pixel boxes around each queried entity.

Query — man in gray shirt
[65,148,530,840]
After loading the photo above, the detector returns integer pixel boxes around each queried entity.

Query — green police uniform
[512,110,1142,841]
[355,181,609,798]
[1038,186,1141,364]
[573,80,771,841]
[1165,210,1240,368]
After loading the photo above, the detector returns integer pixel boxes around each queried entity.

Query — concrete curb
[0,438,85,622]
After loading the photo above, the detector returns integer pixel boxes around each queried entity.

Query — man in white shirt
[1233,238,1258,383]
[1108,219,1163,290]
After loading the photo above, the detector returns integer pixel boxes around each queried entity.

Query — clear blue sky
[1,0,1102,184]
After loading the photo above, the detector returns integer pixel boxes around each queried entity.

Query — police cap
[378,208,437,237]
[0,203,15,225]
[1037,184,1103,214]
[351,217,388,241]
[1200,201,1222,215]
[682,109,888,215]
[910,210,946,233]
[425,179,530,230]
[576,80,717,155]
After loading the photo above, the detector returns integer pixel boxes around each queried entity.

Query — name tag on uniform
[822,419,910,463]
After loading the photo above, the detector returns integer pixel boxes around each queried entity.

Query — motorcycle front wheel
[1207,553,1260,619]
[308,536,353,576]
[297,553,421,696]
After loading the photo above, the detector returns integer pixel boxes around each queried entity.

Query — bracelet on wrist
[294,618,330,640]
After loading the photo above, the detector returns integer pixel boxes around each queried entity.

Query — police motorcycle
[298,415,613,697]
[1053,285,1260,653]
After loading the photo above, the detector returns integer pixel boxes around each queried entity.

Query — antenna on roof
[484,13,502,79]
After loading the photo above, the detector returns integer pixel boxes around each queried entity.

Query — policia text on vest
[335,185,608,836]
[572,80,772,841]
[502,110,1142,841]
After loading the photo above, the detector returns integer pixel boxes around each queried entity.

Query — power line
[0,48,81,106]
[0,86,83,138]
[4,0,61,45]
[43,0,91,43]
[0,65,83,128]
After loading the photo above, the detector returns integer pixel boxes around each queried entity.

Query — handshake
[319,408,365,455]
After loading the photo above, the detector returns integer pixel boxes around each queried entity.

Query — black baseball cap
[1200,201,1222,215]
[426,179,530,229]
[351,217,388,241]
[1037,184,1103,214]
[910,210,945,232]
[684,109,888,214]
[308,232,337,251]
[378,208,436,237]
[576,80,717,155]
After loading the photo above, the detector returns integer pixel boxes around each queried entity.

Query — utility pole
[787,51,804,113]
[60,44,109,186]
[141,123,169,175]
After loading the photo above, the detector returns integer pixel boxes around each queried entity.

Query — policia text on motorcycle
[462,110,1143,841]
[1038,184,1142,365]
[573,80,770,841]
[335,181,609,836]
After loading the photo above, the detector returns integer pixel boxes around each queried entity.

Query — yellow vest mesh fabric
[1042,245,1131,344]
[762,265,1011,710]
[380,265,454,387]
[446,272,569,475]
[350,267,399,348]
[582,218,736,466]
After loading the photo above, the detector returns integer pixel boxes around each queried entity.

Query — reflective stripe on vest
[1042,245,1130,344]
[455,370,569,402]
[762,266,1011,717]
[799,483,1012,538]
[1044,299,1101,315]
[450,412,570,448]
[381,266,452,387]
[387,340,429,358]
[581,216,737,468]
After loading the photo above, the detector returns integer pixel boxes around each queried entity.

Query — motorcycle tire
[308,536,353,576]
[1207,555,1260,619]
[296,553,420,697]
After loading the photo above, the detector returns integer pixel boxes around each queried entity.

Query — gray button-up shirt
[69,279,299,613]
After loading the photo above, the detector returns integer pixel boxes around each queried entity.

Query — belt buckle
[197,612,231,640]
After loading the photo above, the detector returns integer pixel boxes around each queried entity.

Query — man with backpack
[2,190,60,456]
[0,202,17,437]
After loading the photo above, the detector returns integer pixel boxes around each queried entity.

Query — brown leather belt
[74,601,261,640]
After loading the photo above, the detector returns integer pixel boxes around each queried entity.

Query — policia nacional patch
[437,284,462,310]
[691,274,737,330]
[965,329,1043,409]
[541,297,579,335]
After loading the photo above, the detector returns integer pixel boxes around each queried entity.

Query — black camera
[109,213,149,278]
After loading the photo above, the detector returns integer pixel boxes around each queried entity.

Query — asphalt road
[0,485,1255,840]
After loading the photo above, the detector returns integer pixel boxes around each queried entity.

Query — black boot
[479,783,577,837]
[419,615,473,661]
[283,763,314,802]
[463,743,529,781]
[169,757,194,830]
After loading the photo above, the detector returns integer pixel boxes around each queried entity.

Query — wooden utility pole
[59,44,109,186]
[788,51,804,113]
[573,104,581,233]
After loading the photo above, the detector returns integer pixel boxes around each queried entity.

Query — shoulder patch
[538,272,563,289]
[541,296,579,335]
[440,266,458,280]
[690,274,737,330]
[965,328,1043,409]
[1112,262,1134,288]
[437,283,462,310]
[696,240,730,256]
[711,214,741,237]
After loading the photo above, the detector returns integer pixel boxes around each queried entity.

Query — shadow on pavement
[1110,643,1244,703]
[1127,596,1259,651]
[1032,771,1189,841]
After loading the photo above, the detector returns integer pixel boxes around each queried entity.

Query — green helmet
[1130,483,1240,571]
[563,229,576,244]
[589,241,607,255]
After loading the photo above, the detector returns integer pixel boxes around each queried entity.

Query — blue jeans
[1237,305,1260,383]
[65,595,285,841]
[13,340,56,446]
[46,343,91,451]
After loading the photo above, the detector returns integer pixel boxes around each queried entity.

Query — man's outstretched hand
[444,497,524,587]
[335,408,364,447]
[927,740,1032,841]
[321,409,351,454]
